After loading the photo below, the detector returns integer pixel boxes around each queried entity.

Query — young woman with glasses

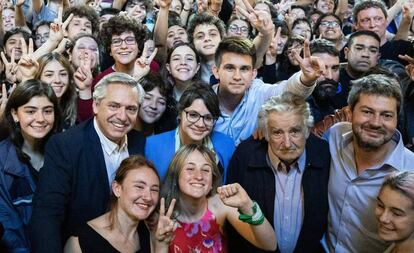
[145,81,235,182]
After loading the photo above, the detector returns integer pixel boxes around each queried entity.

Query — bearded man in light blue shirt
[323,74,414,253]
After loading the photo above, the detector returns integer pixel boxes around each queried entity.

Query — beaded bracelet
[238,201,265,225]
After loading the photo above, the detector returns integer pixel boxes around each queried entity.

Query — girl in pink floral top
[154,144,277,253]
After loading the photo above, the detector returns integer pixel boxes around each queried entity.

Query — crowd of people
[1,0,414,251]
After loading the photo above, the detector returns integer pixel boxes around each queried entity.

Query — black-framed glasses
[184,110,216,126]
[228,25,249,34]
[111,36,136,47]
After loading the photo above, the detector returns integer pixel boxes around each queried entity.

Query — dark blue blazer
[29,119,145,253]
[226,134,330,253]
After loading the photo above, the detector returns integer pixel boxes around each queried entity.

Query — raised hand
[158,0,172,9]
[15,0,25,7]
[217,183,254,215]
[74,51,94,92]
[89,0,102,13]
[236,0,274,36]
[399,54,414,80]
[0,83,16,119]
[265,27,281,64]
[1,49,18,84]
[155,198,176,243]
[292,39,326,86]
[49,7,74,44]
[18,38,39,81]
[132,44,158,80]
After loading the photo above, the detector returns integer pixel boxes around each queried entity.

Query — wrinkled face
[126,0,146,23]
[170,0,183,14]
[11,96,55,145]
[93,83,139,144]
[318,16,342,40]
[315,0,335,14]
[40,60,70,98]
[113,167,160,220]
[192,24,221,58]
[352,94,397,150]
[2,9,16,32]
[286,41,303,66]
[291,21,312,40]
[167,45,200,82]
[313,52,340,99]
[110,31,139,66]
[227,19,249,39]
[5,33,24,60]
[100,14,116,30]
[375,186,414,243]
[267,111,307,165]
[139,87,167,124]
[178,150,213,200]
[167,25,189,49]
[67,16,93,40]
[35,24,50,48]
[71,36,99,69]
[355,7,387,40]
[213,52,256,98]
[179,99,214,144]
[345,35,380,74]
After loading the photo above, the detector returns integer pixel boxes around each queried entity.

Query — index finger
[20,38,28,55]
[28,38,34,54]
[399,54,414,64]
[240,0,254,12]
[303,39,310,58]
[1,52,9,65]
[11,48,15,63]
[159,197,166,216]
[63,13,74,30]
[165,198,176,218]
[57,6,63,23]
[147,48,158,63]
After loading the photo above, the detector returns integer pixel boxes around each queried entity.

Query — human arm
[180,0,193,26]
[387,0,405,26]
[63,237,82,253]
[32,0,43,14]
[218,183,277,251]
[15,0,28,29]
[17,38,39,83]
[132,46,158,81]
[153,0,171,63]
[112,0,127,10]
[335,0,348,20]
[154,198,176,253]
[395,2,414,40]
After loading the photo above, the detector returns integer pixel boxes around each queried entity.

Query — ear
[252,68,257,79]
[166,63,171,73]
[11,109,19,123]
[212,64,220,80]
[92,100,99,115]
[112,181,122,198]
[344,47,349,60]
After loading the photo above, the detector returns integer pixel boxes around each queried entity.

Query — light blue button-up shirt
[213,71,315,145]
[323,122,414,253]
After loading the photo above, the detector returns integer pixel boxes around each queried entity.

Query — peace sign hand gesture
[236,0,274,37]
[74,51,94,95]
[292,39,326,86]
[18,38,39,82]
[1,49,18,84]
[0,83,16,120]
[49,7,74,44]
[155,198,176,244]
[132,44,158,81]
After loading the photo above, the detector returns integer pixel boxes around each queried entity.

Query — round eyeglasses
[184,110,216,126]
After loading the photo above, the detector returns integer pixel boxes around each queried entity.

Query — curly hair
[99,15,147,55]
[186,13,226,44]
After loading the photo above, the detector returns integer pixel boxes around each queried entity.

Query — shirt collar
[94,118,128,155]
[267,150,306,174]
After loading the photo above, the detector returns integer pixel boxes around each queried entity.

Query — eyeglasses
[111,36,136,47]
[184,110,216,126]
[35,33,49,41]
[320,21,340,28]
[228,25,249,34]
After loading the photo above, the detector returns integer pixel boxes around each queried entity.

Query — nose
[379,209,390,224]
[233,69,241,81]
[370,113,382,127]
[53,74,61,84]
[148,98,157,110]
[368,18,376,28]
[36,111,46,123]
[282,133,292,148]
[323,68,333,80]
[141,187,152,201]
[179,57,186,65]
[193,168,203,180]
[117,107,128,121]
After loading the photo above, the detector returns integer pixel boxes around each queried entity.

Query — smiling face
[93,83,139,144]
[267,111,307,165]
[227,19,250,39]
[192,24,221,58]
[291,21,312,40]
[71,36,99,69]
[113,167,160,220]
[318,16,342,41]
[212,52,257,99]
[351,93,397,150]
[5,33,24,60]
[345,35,380,75]
[179,98,214,144]
[35,24,50,48]
[167,25,189,49]
[2,8,16,32]
[139,87,167,124]
[110,31,139,66]
[125,0,147,23]
[178,150,213,200]
[315,0,335,14]
[40,60,70,98]
[375,186,414,243]
[167,45,200,82]
[11,96,55,146]
[67,16,93,40]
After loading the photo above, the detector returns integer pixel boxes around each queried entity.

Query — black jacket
[226,134,330,253]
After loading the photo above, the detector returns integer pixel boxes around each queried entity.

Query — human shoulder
[146,130,175,145]
[211,131,235,146]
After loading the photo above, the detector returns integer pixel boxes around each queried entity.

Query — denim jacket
[0,139,36,253]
